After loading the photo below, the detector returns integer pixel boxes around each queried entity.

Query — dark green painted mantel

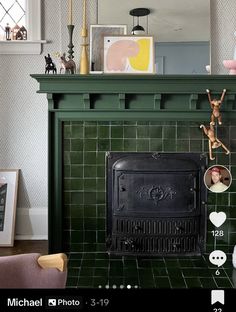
[31,74,236,253]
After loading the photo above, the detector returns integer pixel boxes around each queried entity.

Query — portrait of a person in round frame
[204,165,232,193]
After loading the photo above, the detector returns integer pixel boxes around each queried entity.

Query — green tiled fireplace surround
[63,120,236,255]
[31,75,236,288]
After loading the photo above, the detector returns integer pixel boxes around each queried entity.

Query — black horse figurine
[45,54,57,74]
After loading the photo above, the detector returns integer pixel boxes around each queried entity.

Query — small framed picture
[0,169,19,246]
[104,35,155,74]
[89,25,127,73]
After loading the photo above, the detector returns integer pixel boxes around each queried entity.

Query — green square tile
[97,205,106,217]
[80,267,94,276]
[163,139,176,152]
[217,193,229,206]
[84,139,97,151]
[85,126,97,138]
[94,268,109,276]
[154,277,171,288]
[98,139,110,151]
[153,268,168,276]
[95,260,109,267]
[84,166,96,177]
[71,205,84,218]
[64,179,71,191]
[84,152,96,164]
[83,253,96,259]
[84,179,96,191]
[177,127,190,139]
[185,277,202,288]
[71,165,83,178]
[93,277,108,287]
[163,126,176,138]
[169,277,186,288]
[111,139,124,151]
[97,218,105,230]
[64,139,71,151]
[96,192,105,204]
[71,231,84,243]
[66,277,78,287]
[64,165,71,178]
[137,139,149,151]
[84,218,97,230]
[71,218,83,230]
[97,231,106,243]
[71,179,84,190]
[98,126,109,138]
[137,126,149,138]
[97,179,105,191]
[71,139,83,151]
[215,278,233,288]
[124,139,137,151]
[70,152,83,164]
[68,268,80,277]
[68,259,82,268]
[190,127,202,139]
[176,140,189,152]
[97,166,105,178]
[84,192,96,204]
[64,151,71,165]
[190,140,202,152]
[71,193,84,205]
[150,139,163,151]
[96,152,105,165]
[111,126,123,138]
[71,125,84,138]
[84,205,96,217]
[64,192,71,205]
[230,193,236,205]
[84,231,96,243]
[124,126,136,138]
[64,125,72,138]
[77,276,93,286]
[150,126,162,138]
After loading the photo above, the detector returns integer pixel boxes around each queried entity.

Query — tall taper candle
[83,0,86,29]
[68,0,73,25]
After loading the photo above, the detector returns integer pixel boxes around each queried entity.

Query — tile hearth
[66,252,235,289]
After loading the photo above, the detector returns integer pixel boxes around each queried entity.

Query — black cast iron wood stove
[106,152,207,256]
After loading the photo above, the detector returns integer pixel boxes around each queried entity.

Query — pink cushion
[0,253,67,288]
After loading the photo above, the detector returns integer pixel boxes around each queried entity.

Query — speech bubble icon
[209,250,227,267]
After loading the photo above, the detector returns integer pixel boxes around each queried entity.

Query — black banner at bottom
[0,289,234,312]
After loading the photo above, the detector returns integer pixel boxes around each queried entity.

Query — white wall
[0,0,96,239]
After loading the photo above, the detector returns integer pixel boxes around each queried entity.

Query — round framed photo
[204,165,232,193]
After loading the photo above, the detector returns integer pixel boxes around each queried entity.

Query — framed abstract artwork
[89,25,127,73]
[104,35,154,74]
[0,169,19,246]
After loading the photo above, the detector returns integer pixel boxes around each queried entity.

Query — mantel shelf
[31,74,236,121]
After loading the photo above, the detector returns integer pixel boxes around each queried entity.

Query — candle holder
[67,24,75,60]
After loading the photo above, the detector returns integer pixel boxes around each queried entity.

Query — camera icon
[48,299,57,307]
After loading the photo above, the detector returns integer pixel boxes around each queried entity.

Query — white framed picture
[89,24,127,73]
[0,169,19,246]
[104,35,155,74]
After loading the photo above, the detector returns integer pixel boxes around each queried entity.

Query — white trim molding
[15,207,48,240]
[0,0,46,55]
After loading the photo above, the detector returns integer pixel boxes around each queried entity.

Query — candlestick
[68,0,73,25]
[67,24,75,59]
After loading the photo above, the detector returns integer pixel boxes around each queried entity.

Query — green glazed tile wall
[63,121,236,254]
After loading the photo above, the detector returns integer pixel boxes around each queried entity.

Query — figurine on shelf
[45,54,57,74]
[60,53,76,74]
[5,23,11,40]
[206,88,226,125]
[200,124,230,160]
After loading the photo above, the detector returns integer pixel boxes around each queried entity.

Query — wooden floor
[0,240,48,256]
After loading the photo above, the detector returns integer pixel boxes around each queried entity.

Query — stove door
[113,170,199,217]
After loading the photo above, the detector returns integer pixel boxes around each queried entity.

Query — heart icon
[209,212,226,228]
